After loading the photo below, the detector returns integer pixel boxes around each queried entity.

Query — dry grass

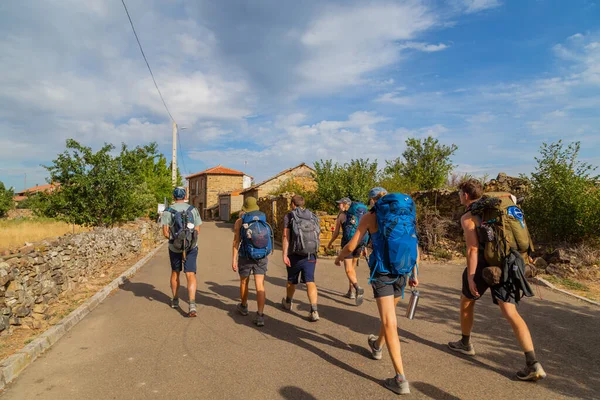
[0,218,89,251]
[568,244,600,267]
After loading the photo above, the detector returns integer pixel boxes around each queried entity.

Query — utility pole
[172,121,178,187]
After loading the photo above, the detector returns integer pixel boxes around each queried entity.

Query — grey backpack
[290,208,321,257]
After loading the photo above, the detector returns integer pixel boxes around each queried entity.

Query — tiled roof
[13,195,27,202]
[186,165,245,179]
[16,183,59,196]
[241,163,314,194]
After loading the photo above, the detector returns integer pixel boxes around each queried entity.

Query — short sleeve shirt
[161,202,202,253]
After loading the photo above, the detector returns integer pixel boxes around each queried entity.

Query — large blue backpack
[168,205,198,253]
[342,202,369,246]
[240,211,273,260]
[371,193,418,278]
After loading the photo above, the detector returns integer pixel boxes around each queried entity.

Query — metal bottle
[405,289,420,320]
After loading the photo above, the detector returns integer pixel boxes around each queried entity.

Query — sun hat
[336,197,352,205]
[241,197,260,212]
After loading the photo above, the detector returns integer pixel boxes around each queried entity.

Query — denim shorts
[287,254,317,284]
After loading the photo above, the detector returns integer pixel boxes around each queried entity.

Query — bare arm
[162,225,170,239]
[335,213,373,264]
[232,219,242,271]
[327,214,343,248]
[462,213,480,297]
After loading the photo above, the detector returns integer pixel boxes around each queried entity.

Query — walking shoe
[253,313,265,327]
[236,303,249,316]
[171,298,179,309]
[368,334,383,360]
[355,286,365,306]
[188,302,197,318]
[344,290,356,300]
[309,310,320,322]
[516,362,547,382]
[281,297,293,311]
[448,340,476,356]
[383,376,410,395]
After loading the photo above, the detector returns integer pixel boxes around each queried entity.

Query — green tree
[524,141,600,243]
[386,136,458,190]
[0,181,14,218]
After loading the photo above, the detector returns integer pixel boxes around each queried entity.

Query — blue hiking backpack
[240,211,273,260]
[168,205,198,253]
[369,193,419,284]
[342,202,370,246]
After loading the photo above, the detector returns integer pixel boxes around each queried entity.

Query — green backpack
[470,192,534,271]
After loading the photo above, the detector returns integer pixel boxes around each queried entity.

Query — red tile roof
[186,165,246,179]
[16,183,59,196]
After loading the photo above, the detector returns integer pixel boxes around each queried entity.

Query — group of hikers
[161,180,546,395]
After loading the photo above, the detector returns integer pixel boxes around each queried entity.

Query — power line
[121,0,174,122]
[177,131,189,176]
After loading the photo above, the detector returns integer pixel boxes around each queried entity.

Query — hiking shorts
[287,254,317,284]
[169,247,198,274]
[371,272,407,299]
[461,265,517,305]
[238,256,268,278]
[342,243,365,260]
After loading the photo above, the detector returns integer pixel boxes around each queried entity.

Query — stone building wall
[244,165,316,200]
[206,175,244,211]
[0,221,163,334]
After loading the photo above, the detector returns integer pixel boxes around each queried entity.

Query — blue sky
[1,0,599,191]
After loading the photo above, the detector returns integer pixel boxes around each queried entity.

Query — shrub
[0,182,13,218]
[416,203,453,252]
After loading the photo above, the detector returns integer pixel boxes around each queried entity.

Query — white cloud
[399,42,449,52]
[461,0,502,14]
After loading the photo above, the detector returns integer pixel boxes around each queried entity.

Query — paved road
[1,222,598,400]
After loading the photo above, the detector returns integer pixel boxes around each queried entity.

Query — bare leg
[185,272,197,303]
[254,275,266,314]
[170,271,180,299]
[376,295,404,375]
[286,282,296,300]
[240,276,250,306]
[375,296,401,349]
[460,295,476,336]
[498,301,534,352]
[306,282,318,305]
[344,258,358,291]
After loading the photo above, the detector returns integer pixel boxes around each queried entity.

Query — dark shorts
[238,256,268,277]
[169,247,198,273]
[343,244,365,260]
[371,272,407,299]
[461,263,517,305]
[287,254,317,284]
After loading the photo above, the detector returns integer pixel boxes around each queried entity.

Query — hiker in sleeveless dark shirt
[161,187,202,317]
[327,197,366,306]
[336,187,419,395]
[281,195,321,322]
[448,179,546,381]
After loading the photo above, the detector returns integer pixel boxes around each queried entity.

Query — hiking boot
[448,340,475,356]
[171,298,179,309]
[383,376,410,395]
[516,362,547,382]
[188,302,197,318]
[368,334,383,360]
[344,290,356,300]
[281,297,293,311]
[236,303,249,316]
[309,310,320,322]
[253,313,265,327]
[355,286,365,306]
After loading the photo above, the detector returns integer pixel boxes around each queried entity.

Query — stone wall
[0,221,163,334]
[245,165,316,200]
[207,175,244,211]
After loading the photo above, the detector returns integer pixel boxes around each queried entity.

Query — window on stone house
[195,180,199,195]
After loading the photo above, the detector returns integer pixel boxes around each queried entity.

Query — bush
[524,141,600,243]
[269,178,318,209]
[0,182,13,218]
[416,203,453,252]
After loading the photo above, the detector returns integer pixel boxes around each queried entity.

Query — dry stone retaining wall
[0,221,162,334]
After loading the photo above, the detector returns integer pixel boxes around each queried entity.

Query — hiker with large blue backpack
[232,197,273,327]
[447,179,546,382]
[336,187,419,395]
[161,187,202,318]
[327,197,367,306]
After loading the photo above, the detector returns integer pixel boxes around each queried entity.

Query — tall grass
[0,218,89,250]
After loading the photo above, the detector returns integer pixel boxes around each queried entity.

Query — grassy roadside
[539,274,600,302]
[0,217,89,251]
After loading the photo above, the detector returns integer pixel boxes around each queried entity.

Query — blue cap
[368,187,388,199]
[173,187,186,200]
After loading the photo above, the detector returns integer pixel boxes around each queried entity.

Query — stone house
[241,163,316,200]
[218,190,244,221]
[186,165,251,220]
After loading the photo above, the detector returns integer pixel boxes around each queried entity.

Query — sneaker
[281,297,293,311]
[383,376,410,395]
[253,313,265,327]
[171,298,179,309]
[516,362,547,382]
[368,334,383,360]
[309,310,320,322]
[355,286,365,306]
[236,303,249,316]
[188,302,197,318]
[448,340,476,356]
[344,290,356,300]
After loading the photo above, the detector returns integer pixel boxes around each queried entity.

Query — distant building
[13,183,59,203]
[241,163,316,200]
